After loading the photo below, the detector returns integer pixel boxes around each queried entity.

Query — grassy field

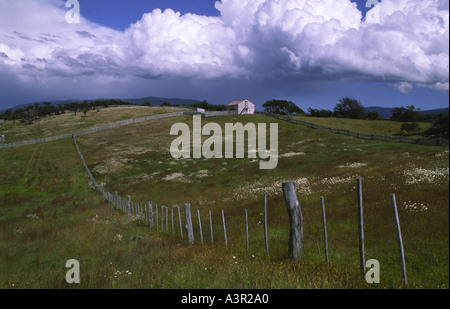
[0,106,188,143]
[292,115,432,136]
[0,107,448,289]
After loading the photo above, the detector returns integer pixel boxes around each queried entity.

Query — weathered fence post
[156,205,159,230]
[171,208,174,235]
[222,210,228,249]
[264,194,269,256]
[357,178,366,275]
[391,194,408,288]
[127,196,131,215]
[161,206,164,232]
[148,202,153,228]
[321,197,329,263]
[198,210,204,246]
[166,207,169,233]
[282,181,303,261]
[209,210,214,244]
[178,206,183,239]
[114,191,118,210]
[184,203,194,245]
[245,209,249,254]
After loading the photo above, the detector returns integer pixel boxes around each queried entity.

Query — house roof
[228,99,253,106]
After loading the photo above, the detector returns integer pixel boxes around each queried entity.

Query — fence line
[70,121,444,286]
[258,112,449,147]
[0,111,189,149]
[3,110,448,149]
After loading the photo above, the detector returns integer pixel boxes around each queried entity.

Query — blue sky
[72,0,377,31]
[0,0,448,112]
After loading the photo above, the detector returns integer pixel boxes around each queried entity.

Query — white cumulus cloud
[0,0,448,103]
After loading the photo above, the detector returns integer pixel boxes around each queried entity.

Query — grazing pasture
[0,107,448,289]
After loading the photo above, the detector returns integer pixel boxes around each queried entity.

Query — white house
[227,99,255,115]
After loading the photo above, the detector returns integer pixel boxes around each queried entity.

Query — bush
[333,97,366,119]
[400,122,421,136]
[423,110,449,139]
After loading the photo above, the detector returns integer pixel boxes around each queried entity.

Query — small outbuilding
[227,99,255,115]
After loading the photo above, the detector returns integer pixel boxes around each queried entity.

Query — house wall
[238,100,255,115]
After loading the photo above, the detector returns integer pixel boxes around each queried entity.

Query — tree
[263,100,305,116]
[81,101,90,117]
[400,122,421,136]
[307,107,333,118]
[366,111,381,120]
[390,105,421,122]
[22,107,36,125]
[423,109,449,139]
[333,97,366,119]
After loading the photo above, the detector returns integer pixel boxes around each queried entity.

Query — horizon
[0,0,448,111]
[1,95,448,116]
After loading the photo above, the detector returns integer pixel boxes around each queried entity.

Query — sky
[0,0,448,112]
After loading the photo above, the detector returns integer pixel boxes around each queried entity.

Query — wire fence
[258,112,449,147]
[0,111,188,149]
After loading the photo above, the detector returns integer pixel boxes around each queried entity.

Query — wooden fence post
[198,210,204,246]
[161,206,164,232]
[166,207,169,233]
[222,210,228,249]
[209,210,214,244]
[321,197,329,263]
[127,196,131,215]
[264,194,269,256]
[282,181,303,261]
[357,178,366,275]
[245,209,249,254]
[148,202,153,228]
[156,205,159,231]
[391,194,408,288]
[171,208,174,235]
[184,204,194,245]
[178,206,183,239]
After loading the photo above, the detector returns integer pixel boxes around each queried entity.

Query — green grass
[0,106,189,143]
[0,111,448,289]
[293,115,432,136]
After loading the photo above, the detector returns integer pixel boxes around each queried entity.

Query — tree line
[1,97,447,139]
[0,99,134,124]
[262,98,448,139]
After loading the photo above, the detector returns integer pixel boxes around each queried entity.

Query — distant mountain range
[365,106,448,119]
[1,97,448,118]
[1,96,202,113]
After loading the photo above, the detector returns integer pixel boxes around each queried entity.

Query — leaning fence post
[321,197,329,263]
[391,194,408,288]
[178,206,183,239]
[264,194,269,256]
[184,204,194,245]
[282,181,303,261]
[209,210,214,244]
[198,210,204,246]
[222,210,228,249]
[245,209,249,254]
[357,178,366,275]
